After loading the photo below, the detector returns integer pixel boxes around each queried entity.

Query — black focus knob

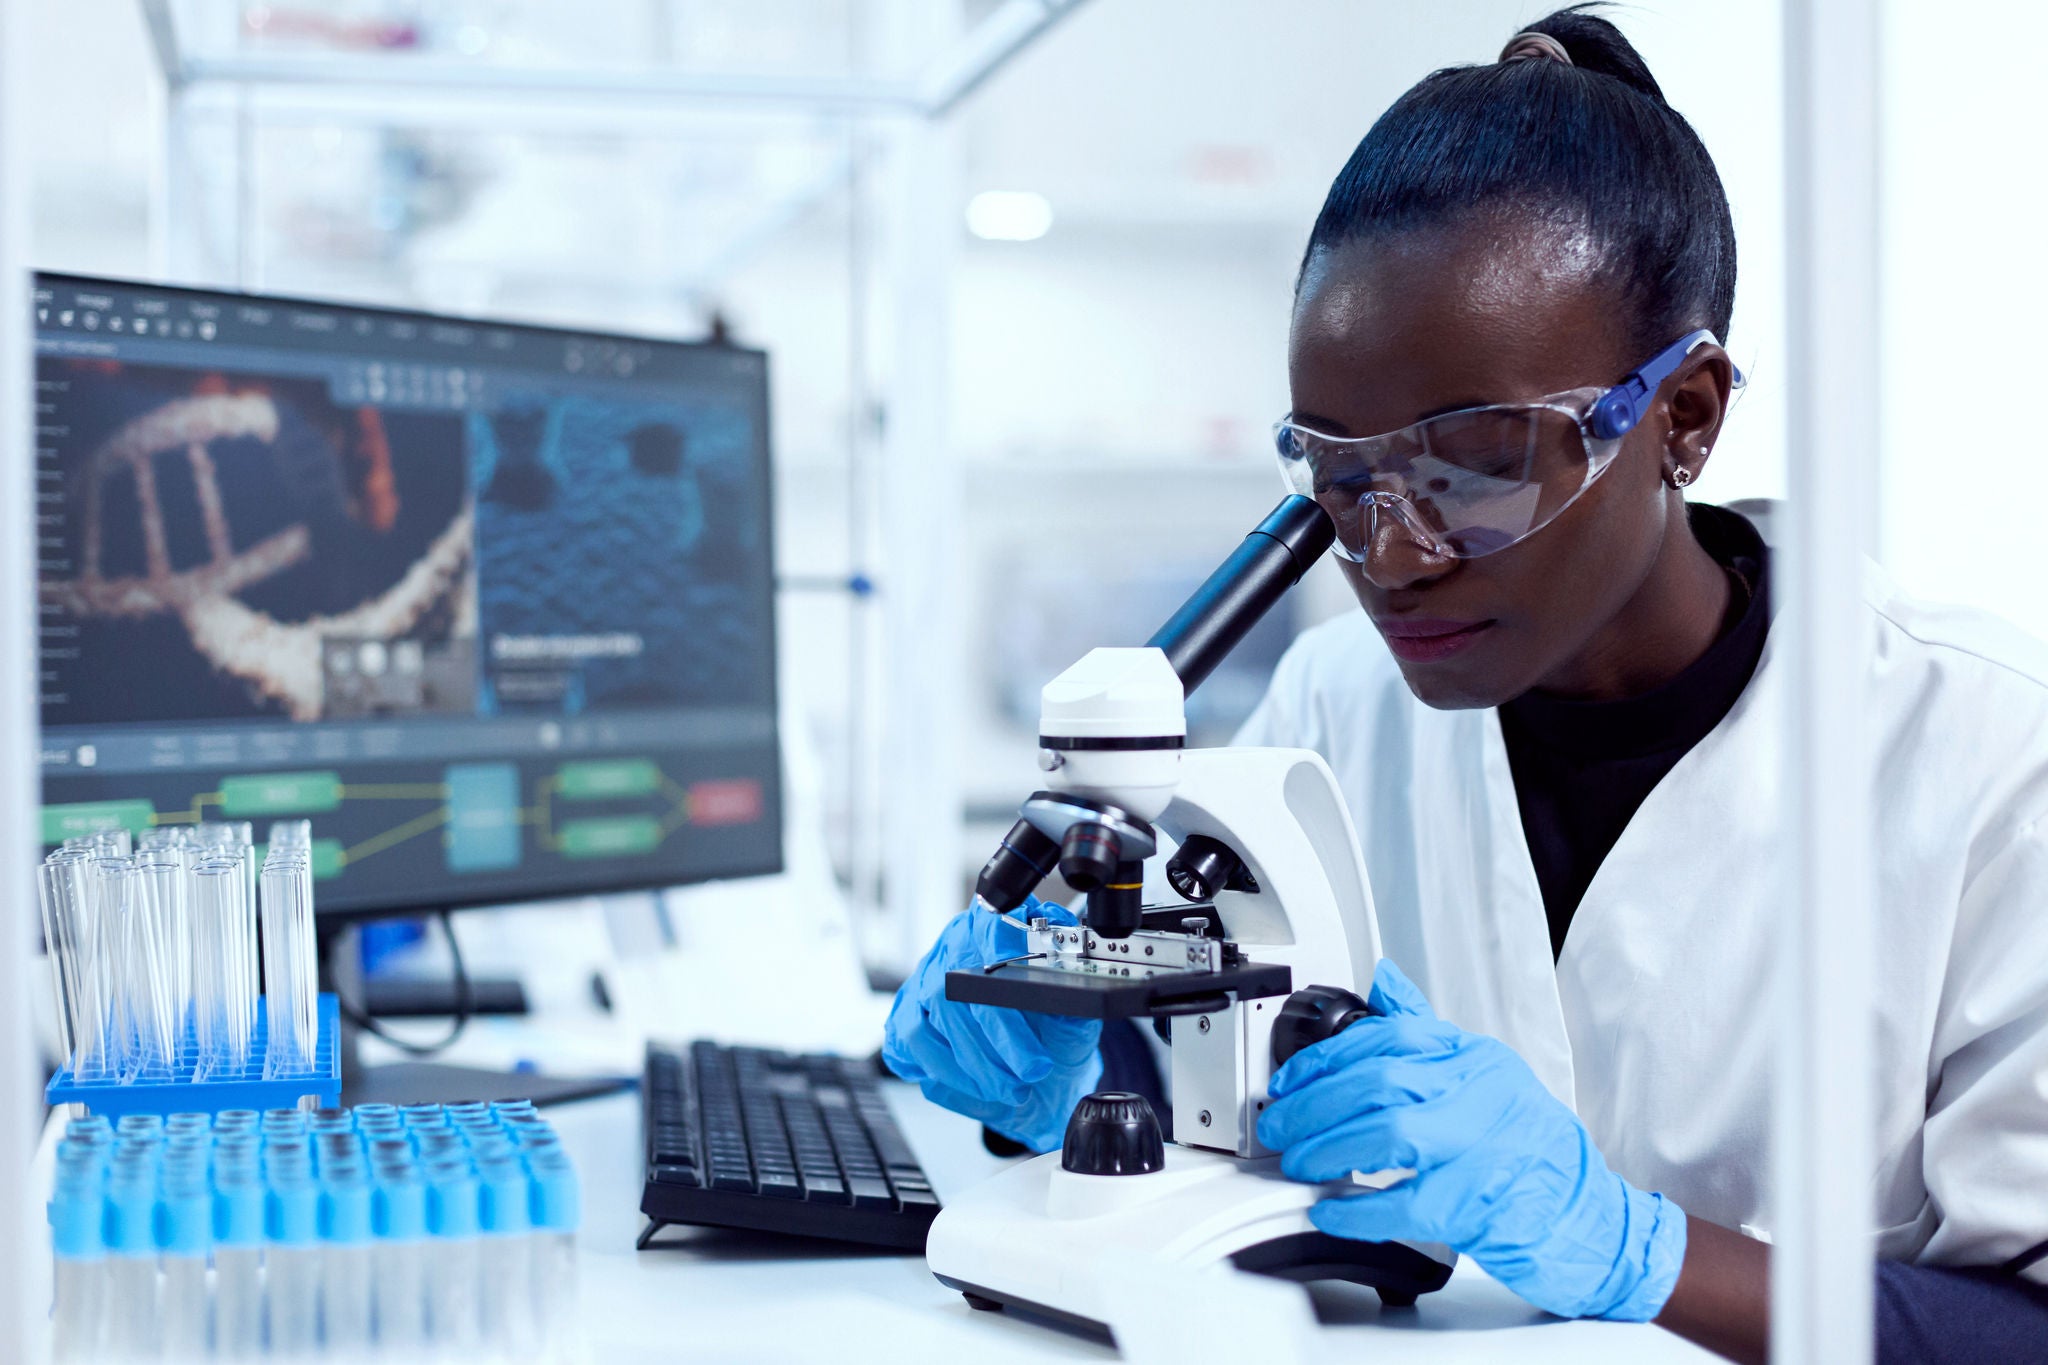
[1165,834,1246,903]
[1060,1091,1166,1176]
[1058,821,1121,893]
[1271,985,1373,1068]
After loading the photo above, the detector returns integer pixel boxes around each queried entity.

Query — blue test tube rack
[45,993,342,1117]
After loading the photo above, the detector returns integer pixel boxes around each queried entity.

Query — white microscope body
[927,645,1453,1331]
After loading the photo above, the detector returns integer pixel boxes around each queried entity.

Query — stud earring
[1668,466,1695,489]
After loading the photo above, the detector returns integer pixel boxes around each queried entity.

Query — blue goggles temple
[1588,330,1742,440]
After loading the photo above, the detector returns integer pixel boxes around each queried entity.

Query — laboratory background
[0,1,2040,1363]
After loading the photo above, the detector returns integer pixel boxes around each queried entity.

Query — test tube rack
[46,993,342,1117]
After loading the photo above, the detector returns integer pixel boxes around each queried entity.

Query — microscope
[926,495,1456,1332]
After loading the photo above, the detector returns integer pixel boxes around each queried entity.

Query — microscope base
[926,1144,1453,1337]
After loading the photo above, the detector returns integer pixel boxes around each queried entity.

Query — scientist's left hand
[1256,959,1687,1322]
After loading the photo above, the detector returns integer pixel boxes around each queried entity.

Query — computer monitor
[31,273,783,1048]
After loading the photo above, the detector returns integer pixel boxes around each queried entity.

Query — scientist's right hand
[883,896,1103,1153]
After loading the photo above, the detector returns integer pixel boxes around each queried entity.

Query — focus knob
[1165,834,1251,902]
[1270,985,1373,1068]
[1060,1091,1165,1176]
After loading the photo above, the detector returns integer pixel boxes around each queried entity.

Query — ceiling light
[966,190,1053,242]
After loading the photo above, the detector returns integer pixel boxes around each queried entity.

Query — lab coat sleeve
[1920,815,2048,1285]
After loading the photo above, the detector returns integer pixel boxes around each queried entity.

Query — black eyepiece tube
[1144,495,1335,695]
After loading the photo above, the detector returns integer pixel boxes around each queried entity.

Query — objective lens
[1057,822,1120,894]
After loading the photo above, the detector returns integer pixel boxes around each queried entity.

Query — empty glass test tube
[135,850,192,1052]
[39,854,100,1077]
[261,848,318,1075]
[192,856,256,1077]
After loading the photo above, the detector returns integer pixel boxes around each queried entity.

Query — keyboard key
[870,1127,918,1167]
[802,1172,848,1204]
[756,1170,802,1200]
[894,1184,939,1211]
[652,1163,700,1187]
[848,1176,894,1212]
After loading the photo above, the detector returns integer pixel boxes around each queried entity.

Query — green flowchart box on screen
[220,771,343,817]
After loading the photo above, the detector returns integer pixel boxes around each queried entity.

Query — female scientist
[885,9,2048,1362]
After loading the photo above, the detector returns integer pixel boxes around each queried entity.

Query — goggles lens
[1275,329,1738,563]
[1275,396,1620,561]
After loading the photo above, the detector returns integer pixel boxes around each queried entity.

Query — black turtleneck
[1499,502,1771,958]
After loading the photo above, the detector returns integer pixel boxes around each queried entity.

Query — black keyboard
[636,1040,942,1252]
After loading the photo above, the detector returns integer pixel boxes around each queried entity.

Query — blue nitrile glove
[883,896,1104,1152]
[1256,958,1687,1321]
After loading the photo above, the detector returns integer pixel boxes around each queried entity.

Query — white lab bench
[28,1071,1717,1363]
[552,1083,1718,1363]
[23,890,1715,1361]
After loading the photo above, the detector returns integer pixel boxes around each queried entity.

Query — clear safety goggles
[1273,330,1740,561]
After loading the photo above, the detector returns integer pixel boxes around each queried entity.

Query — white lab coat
[1233,502,2048,1283]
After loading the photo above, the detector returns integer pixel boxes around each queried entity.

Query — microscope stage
[945,957,1291,1019]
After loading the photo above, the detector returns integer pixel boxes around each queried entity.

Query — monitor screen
[32,273,783,920]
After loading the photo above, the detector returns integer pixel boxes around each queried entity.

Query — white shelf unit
[129,0,1093,975]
